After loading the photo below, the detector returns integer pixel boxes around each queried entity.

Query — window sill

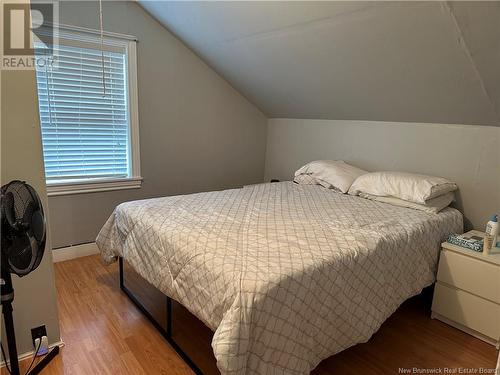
[47,177,143,196]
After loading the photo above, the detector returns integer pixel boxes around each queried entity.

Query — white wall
[265,119,500,230]
[1,69,61,354]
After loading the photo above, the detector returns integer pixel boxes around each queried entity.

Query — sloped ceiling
[138,1,500,126]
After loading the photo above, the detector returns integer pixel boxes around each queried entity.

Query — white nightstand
[431,230,500,349]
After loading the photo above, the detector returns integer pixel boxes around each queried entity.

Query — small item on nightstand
[483,214,498,255]
[447,233,483,252]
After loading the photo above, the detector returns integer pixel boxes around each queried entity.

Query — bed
[96,181,462,374]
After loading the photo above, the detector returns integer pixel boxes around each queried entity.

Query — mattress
[96,182,462,374]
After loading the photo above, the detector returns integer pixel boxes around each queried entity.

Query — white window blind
[35,43,131,184]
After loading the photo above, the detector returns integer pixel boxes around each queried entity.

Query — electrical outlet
[31,325,47,348]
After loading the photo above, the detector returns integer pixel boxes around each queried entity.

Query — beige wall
[265,119,500,230]
[48,1,267,248]
[1,69,61,354]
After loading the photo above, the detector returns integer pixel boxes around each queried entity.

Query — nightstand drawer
[432,283,500,340]
[437,249,500,303]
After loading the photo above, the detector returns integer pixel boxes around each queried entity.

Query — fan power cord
[24,338,42,375]
[1,338,44,375]
[0,342,12,374]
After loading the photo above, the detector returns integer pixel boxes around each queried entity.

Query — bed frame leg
[118,257,204,375]
[166,296,172,337]
[118,256,124,289]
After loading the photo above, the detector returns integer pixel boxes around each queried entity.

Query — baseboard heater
[118,257,219,375]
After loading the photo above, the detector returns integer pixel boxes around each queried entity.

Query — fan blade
[8,235,32,269]
[22,201,35,229]
[31,210,46,243]
[2,191,16,228]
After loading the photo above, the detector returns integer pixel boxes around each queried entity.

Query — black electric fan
[1,180,59,375]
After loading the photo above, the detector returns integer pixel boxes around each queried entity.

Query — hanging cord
[98,0,106,97]
[45,56,54,126]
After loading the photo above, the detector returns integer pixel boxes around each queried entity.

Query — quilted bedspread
[96,182,462,374]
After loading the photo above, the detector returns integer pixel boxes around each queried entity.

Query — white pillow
[294,160,368,193]
[293,174,336,190]
[359,192,455,213]
[348,171,457,204]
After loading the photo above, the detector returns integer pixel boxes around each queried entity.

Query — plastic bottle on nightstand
[483,214,498,255]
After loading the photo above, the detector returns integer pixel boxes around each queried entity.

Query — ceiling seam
[217,2,415,47]
[442,2,500,123]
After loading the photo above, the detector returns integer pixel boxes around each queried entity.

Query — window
[35,25,141,196]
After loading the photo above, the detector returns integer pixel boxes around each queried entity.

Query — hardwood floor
[3,255,497,374]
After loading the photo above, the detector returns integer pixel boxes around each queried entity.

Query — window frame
[36,24,141,196]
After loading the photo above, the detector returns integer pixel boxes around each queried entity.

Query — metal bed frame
[118,257,205,375]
